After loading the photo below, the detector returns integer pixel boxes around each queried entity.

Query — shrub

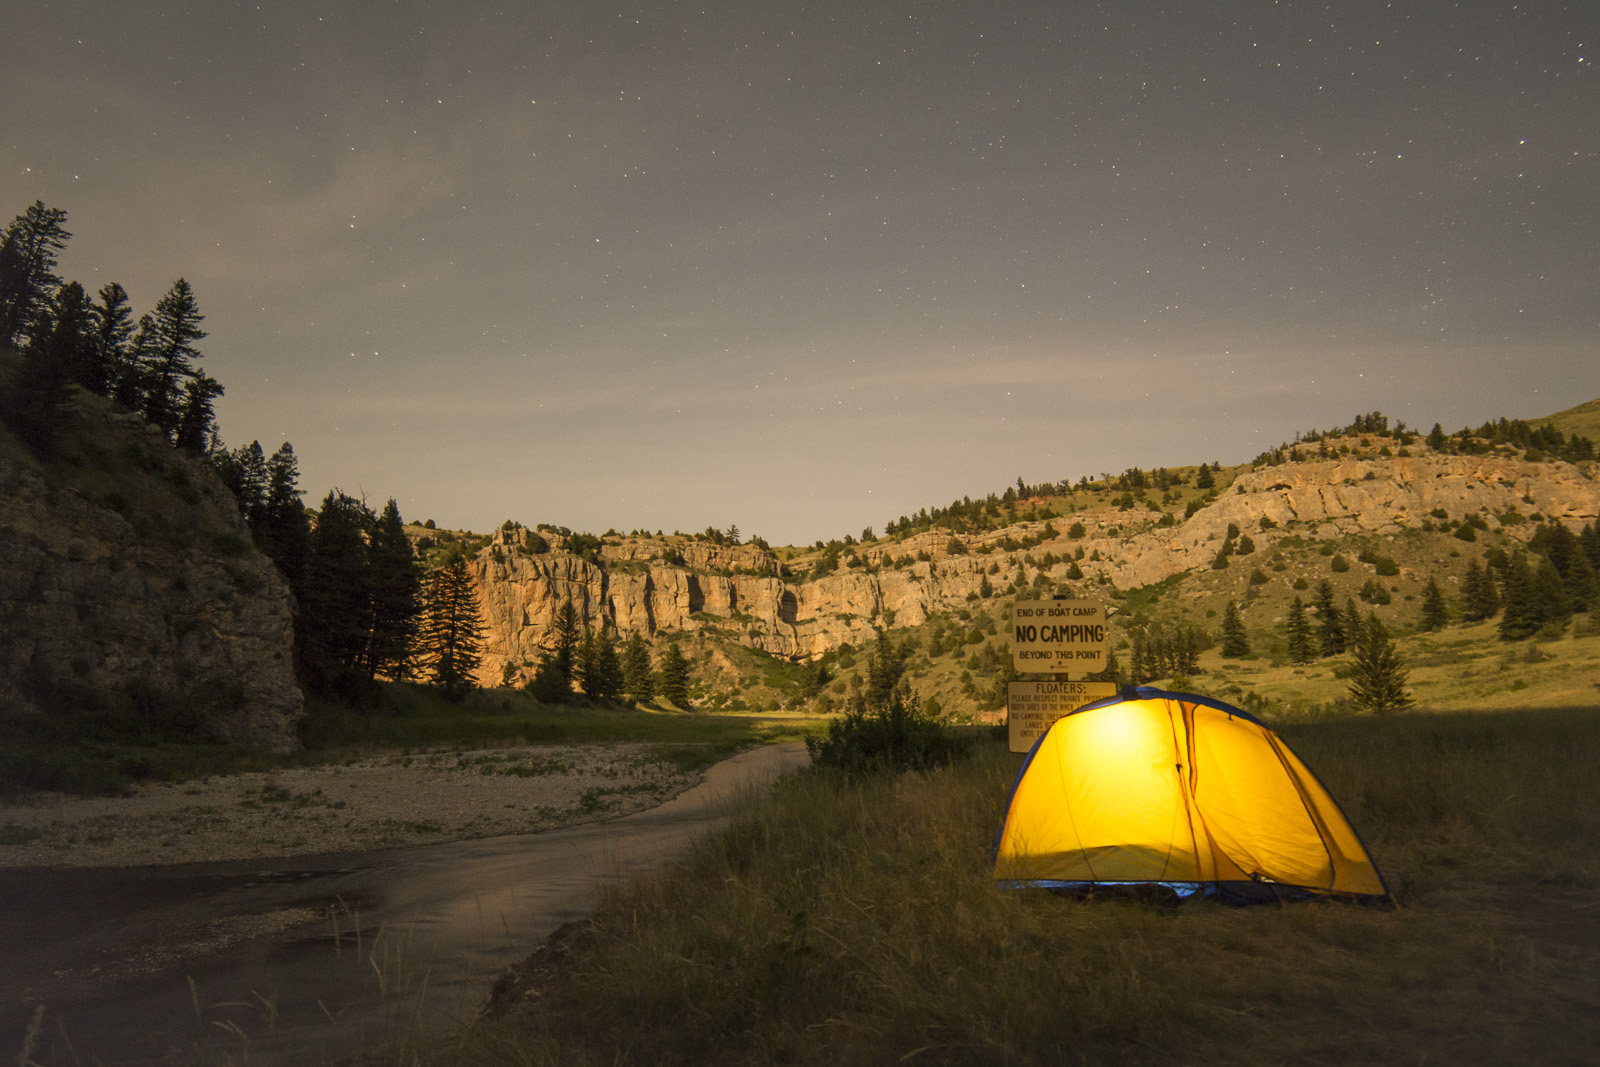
[805,693,972,775]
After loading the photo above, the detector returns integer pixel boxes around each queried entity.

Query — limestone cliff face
[1115,454,1600,588]
[468,453,1600,686]
[0,406,303,751]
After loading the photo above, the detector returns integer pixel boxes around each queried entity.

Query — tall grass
[431,707,1600,1066]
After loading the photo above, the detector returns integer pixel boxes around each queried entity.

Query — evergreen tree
[367,498,420,679]
[416,555,484,699]
[576,628,624,701]
[112,313,156,410]
[7,282,90,452]
[218,440,270,525]
[528,601,583,702]
[1195,463,1215,489]
[1220,600,1250,657]
[622,632,655,705]
[1314,580,1345,656]
[172,372,223,452]
[1531,556,1571,630]
[0,201,71,346]
[575,630,599,697]
[1129,627,1151,684]
[140,278,207,436]
[1497,551,1540,641]
[1461,558,1500,621]
[1348,612,1413,713]
[296,490,377,695]
[258,442,311,589]
[549,601,582,689]
[1285,596,1316,664]
[657,643,692,707]
[864,631,910,709]
[1419,577,1449,632]
[85,282,134,396]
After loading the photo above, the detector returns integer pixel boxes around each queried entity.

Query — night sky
[4,1,1596,545]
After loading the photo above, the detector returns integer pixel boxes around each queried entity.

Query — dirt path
[0,743,700,868]
[2,742,811,1067]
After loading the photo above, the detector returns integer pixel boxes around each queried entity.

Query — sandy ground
[0,744,701,868]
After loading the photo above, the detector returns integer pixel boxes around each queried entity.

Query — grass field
[408,705,1600,1067]
[0,684,811,797]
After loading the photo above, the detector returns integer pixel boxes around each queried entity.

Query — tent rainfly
[993,687,1390,904]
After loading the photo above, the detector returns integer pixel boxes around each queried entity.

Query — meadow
[407,704,1600,1067]
[0,684,808,798]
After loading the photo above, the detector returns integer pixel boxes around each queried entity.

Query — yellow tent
[993,688,1389,903]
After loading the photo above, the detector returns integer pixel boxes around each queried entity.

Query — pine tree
[622,632,655,705]
[657,643,692,707]
[1419,577,1449,632]
[1314,580,1345,656]
[1220,600,1250,657]
[1531,556,1571,630]
[258,443,310,589]
[0,201,71,346]
[172,372,223,452]
[1129,628,1151,684]
[113,313,156,411]
[219,440,270,526]
[549,602,581,690]
[1497,552,1539,641]
[140,278,207,436]
[1348,612,1413,713]
[1461,558,1500,621]
[296,491,378,694]
[416,556,484,699]
[84,282,134,396]
[578,629,624,702]
[367,499,420,679]
[1285,596,1316,664]
[8,282,91,452]
[1344,598,1364,650]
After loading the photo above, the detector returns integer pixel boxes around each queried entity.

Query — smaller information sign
[1006,680,1118,753]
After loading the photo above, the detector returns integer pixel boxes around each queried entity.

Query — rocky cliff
[0,398,303,750]
[468,448,1600,686]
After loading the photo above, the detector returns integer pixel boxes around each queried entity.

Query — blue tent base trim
[996,879,1393,908]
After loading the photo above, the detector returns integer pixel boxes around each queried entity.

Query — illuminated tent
[993,688,1389,903]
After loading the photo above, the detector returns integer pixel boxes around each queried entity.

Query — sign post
[1006,598,1112,753]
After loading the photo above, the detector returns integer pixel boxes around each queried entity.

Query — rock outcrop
[0,404,303,751]
[469,451,1600,686]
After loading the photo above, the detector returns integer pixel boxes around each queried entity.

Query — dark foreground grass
[1,684,809,796]
[415,706,1600,1067]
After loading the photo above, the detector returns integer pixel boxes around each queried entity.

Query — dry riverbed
[0,744,699,868]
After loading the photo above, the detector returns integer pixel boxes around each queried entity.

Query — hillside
[451,411,1600,718]
[0,353,303,759]
[1536,396,1600,444]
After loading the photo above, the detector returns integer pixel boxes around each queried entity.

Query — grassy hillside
[1535,395,1600,443]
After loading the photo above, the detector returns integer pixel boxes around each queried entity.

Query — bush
[805,693,973,774]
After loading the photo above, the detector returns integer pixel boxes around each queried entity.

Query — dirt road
[3,742,810,1067]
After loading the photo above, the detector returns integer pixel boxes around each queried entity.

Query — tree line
[0,200,487,706]
[1,201,222,454]
[521,601,693,708]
